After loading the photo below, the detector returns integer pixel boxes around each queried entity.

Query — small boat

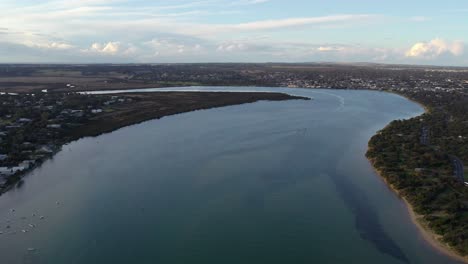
[27,248,36,251]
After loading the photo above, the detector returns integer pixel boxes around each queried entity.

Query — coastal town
[0,91,133,190]
[1,64,468,96]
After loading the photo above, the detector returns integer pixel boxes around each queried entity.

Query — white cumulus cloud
[405,38,464,58]
[88,42,121,54]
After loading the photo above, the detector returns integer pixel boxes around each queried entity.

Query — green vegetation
[367,90,468,255]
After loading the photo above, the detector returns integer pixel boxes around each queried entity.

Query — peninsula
[0,90,309,194]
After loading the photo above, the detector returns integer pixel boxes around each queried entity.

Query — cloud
[23,41,74,50]
[87,42,121,54]
[405,38,464,58]
[0,1,466,65]
[144,38,203,57]
[217,42,249,52]
[228,15,375,31]
[230,0,270,5]
[216,39,275,53]
[317,46,345,52]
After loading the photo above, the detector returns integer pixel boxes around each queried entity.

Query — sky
[1,0,468,65]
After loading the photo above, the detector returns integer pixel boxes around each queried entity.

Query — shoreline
[370,165,468,263]
[385,90,431,113]
[404,195,468,263]
[368,91,466,263]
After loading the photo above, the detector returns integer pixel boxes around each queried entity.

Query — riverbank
[385,91,431,114]
[367,91,468,262]
[66,92,310,139]
[371,165,468,263]
[0,91,309,195]
[404,195,468,263]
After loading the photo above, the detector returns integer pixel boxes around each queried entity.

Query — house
[0,154,8,161]
[60,109,72,115]
[19,160,35,169]
[0,166,25,176]
[38,145,54,154]
[47,124,62,129]
[61,109,84,118]
[91,109,103,114]
[70,110,84,118]
[18,118,33,123]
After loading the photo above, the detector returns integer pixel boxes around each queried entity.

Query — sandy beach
[371,165,468,263]
[403,196,468,263]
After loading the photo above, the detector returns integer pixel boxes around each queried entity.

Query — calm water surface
[0,87,461,264]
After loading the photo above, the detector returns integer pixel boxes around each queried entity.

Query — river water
[0,87,460,264]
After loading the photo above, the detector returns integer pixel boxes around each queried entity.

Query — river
[0,87,461,264]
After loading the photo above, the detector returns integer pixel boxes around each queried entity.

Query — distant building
[19,160,35,169]
[70,110,84,118]
[47,124,61,129]
[38,146,54,154]
[0,166,25,176]
[18,118,33,123]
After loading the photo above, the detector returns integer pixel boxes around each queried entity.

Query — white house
[47,124,61,129]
